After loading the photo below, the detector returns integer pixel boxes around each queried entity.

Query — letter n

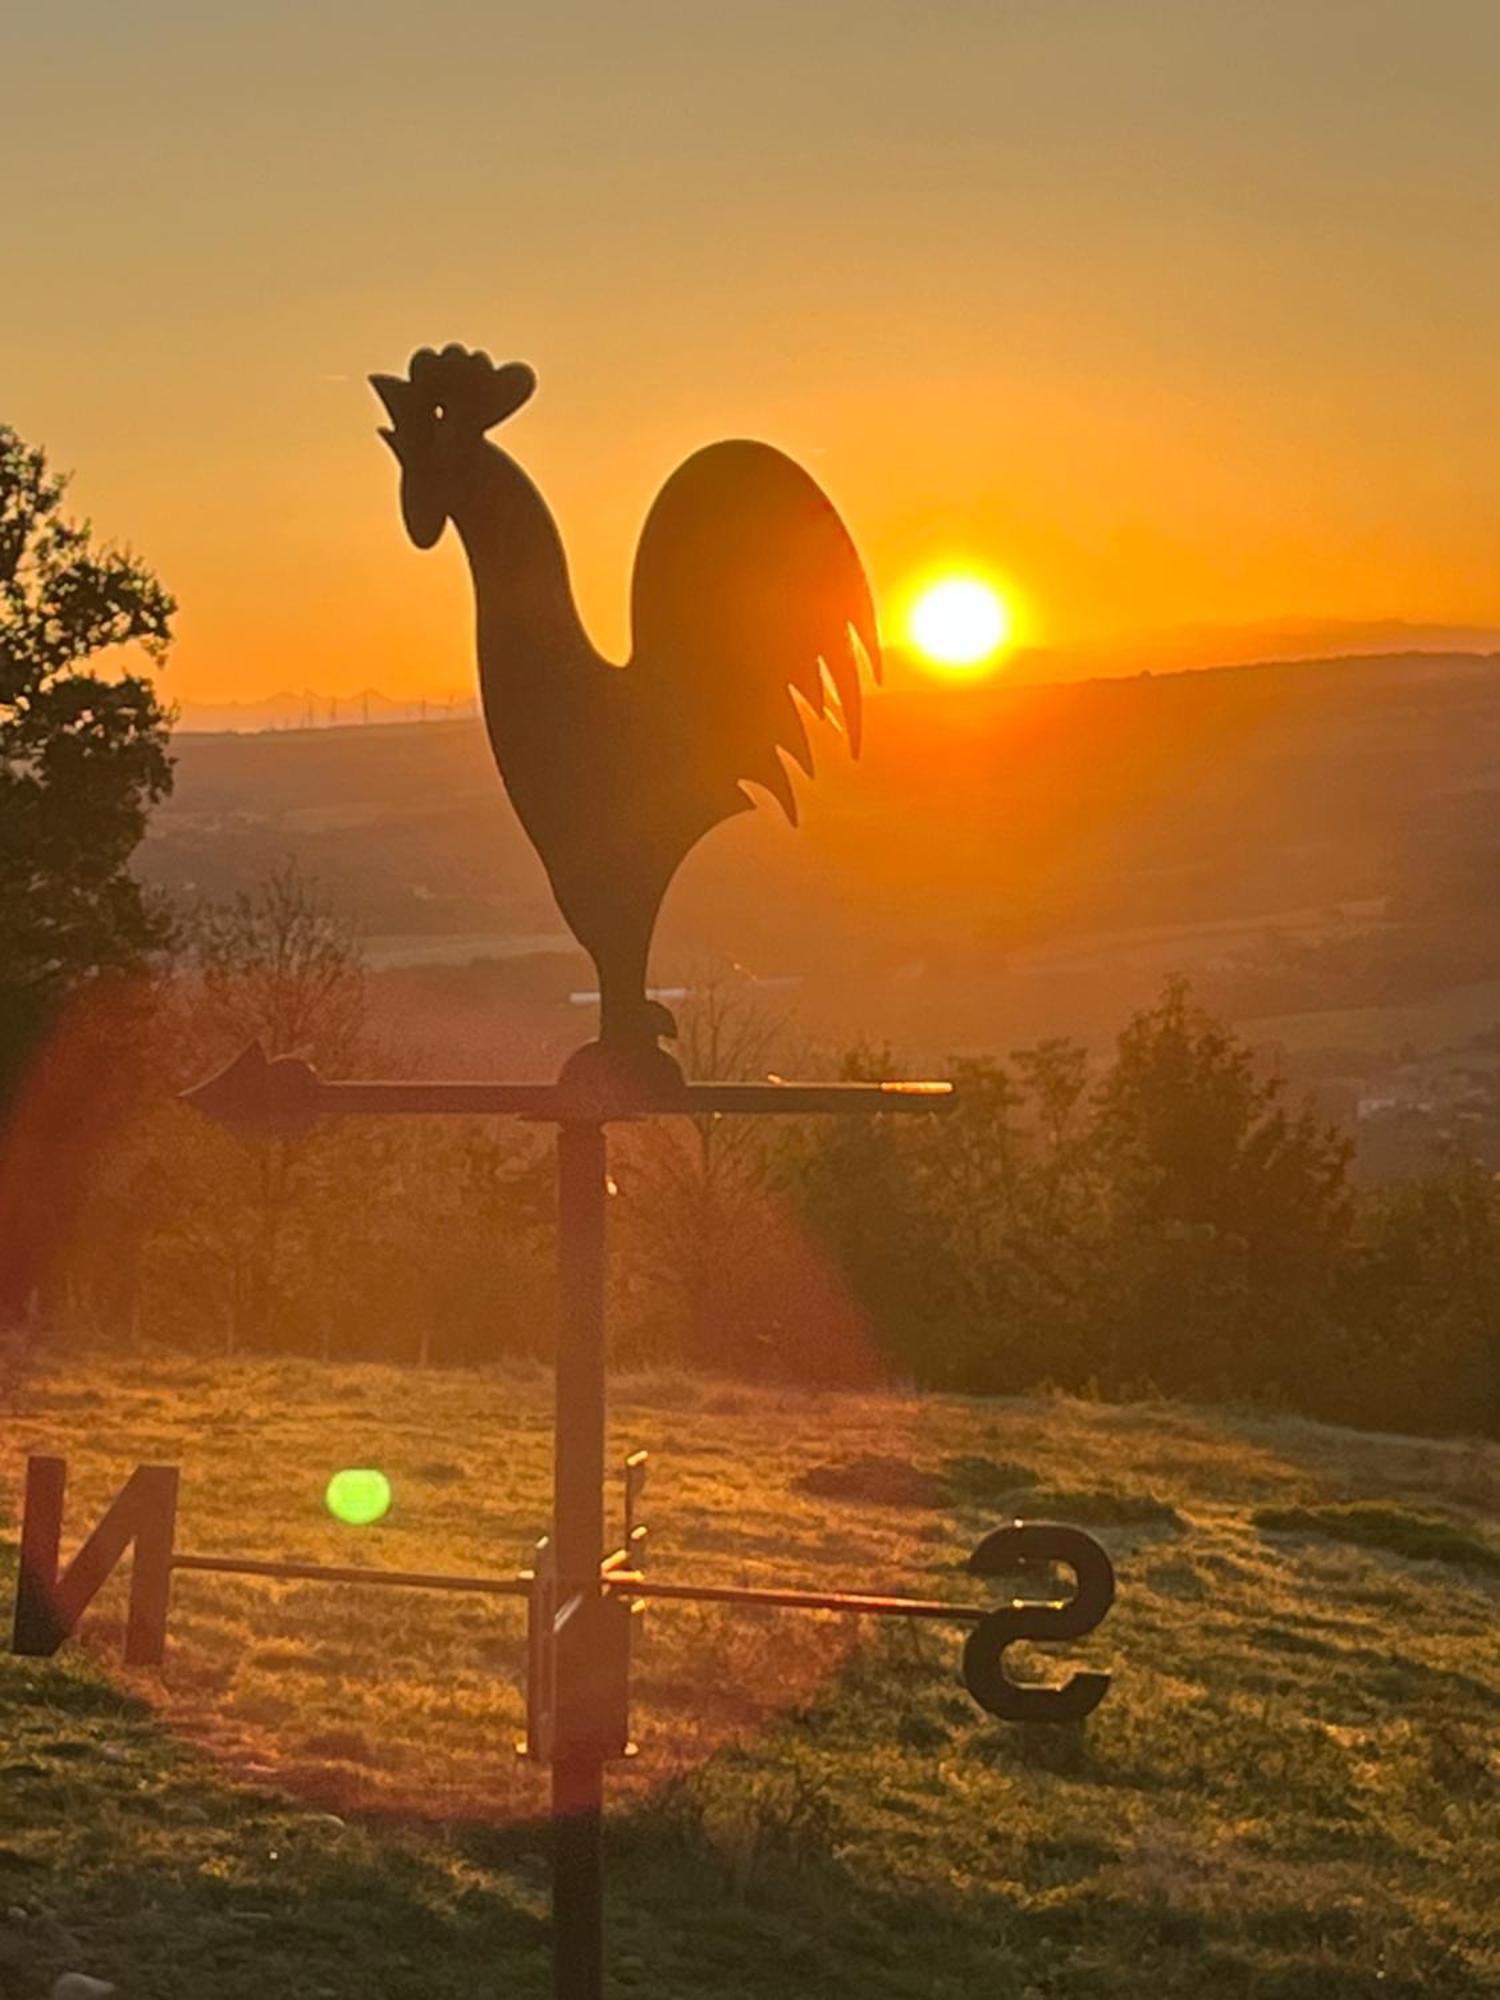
[11,1455,179,1666]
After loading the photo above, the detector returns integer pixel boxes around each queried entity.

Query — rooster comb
[378,345,536,436]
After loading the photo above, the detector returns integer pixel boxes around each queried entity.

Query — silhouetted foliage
[172,864,379,1354]
[0,424,174,1328]
[748,978,1485,1427]
[610,977,788,1369]
[1334,1154,1500,1436]
[193,859,371,1069]
[42,923,1500,1438]
[0,427,174,1088]
[1090,978,1353,1397]
[63,864,553,1364]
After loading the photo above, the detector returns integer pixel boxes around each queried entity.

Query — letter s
[962,1522,1115,1722]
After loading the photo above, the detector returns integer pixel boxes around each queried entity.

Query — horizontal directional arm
[182,1042,955,1132]
[166,1548,997,1622]
[598,1572,989,1622]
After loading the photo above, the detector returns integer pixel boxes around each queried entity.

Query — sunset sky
[8,1,1500,705]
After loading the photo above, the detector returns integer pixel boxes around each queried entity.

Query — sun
[907,576,1013,675]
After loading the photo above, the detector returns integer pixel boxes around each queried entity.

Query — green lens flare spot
[326,1468,392,1526]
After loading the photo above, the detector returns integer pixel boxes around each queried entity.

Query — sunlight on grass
[1,1355,1497,1996]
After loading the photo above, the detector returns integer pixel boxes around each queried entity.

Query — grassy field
[2,1352,1497,1998]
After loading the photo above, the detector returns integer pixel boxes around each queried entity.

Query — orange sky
[8,3,1500,704]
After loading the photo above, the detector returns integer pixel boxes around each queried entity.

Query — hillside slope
[2,1355,1496,1997]
[141,651,1500,1065]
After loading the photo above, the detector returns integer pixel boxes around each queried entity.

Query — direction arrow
[182,1041,957,1133]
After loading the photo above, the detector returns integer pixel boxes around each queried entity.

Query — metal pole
[553,1120,608,2000]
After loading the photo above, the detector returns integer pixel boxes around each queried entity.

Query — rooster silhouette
[372,345,879,1093]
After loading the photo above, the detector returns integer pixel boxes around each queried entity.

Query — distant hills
[176,621,1500,729]
[175,688,480,734]
[146,648,1500,1096]
[1004,618,1500,685]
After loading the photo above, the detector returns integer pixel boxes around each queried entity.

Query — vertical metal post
[553,1119,608,2000]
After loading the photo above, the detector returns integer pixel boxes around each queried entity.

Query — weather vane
[370,343,878,1098]
[9,345,1116,2000]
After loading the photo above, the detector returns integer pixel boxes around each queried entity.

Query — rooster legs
[556,927,685,1103]
[596,936,676,1052]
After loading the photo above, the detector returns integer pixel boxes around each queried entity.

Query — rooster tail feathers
[781,689,815,778]
[628,440,881,826]
[834,570,882,756]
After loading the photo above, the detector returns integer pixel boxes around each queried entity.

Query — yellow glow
[907,576,1013,674]
[326,1468,392,1525]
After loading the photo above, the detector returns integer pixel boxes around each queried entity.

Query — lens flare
[326,1467,392,1525]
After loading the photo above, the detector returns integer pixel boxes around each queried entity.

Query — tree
[1337,1153,1500,1435]
[166,862,375,1353]
[1092,978,1352,1396]
[611,976,791,1369]
[915,1042,1115,1391]
[0,424,174,1324]
[781,1043,1112,1393]
[192,859,369,1071]
[779,987,1355,1405]
[125,861,554,1365]
[771,1039,974,1387]
[0,425,175,1091]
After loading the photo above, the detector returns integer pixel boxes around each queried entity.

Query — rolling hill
[141,651,1500,1088]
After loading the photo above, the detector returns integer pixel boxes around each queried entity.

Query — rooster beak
[370,374,447,547]
[401,488,449,550]
[369,373,411,429]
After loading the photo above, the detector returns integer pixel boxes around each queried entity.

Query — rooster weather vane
[7,346,1117,2000]
[370,343,879,1095]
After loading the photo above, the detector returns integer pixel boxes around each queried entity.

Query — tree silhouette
[1092,977,1352,1394]
[0,423,174,1323]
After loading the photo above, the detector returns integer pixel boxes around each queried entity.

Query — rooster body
[372,347,879,1085]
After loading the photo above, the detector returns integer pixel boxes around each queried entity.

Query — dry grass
[2,1350,1498,1997]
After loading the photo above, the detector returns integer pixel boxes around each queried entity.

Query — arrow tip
[180,1042,320,1134]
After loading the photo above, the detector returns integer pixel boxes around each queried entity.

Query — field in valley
[1,1353,1497,1998]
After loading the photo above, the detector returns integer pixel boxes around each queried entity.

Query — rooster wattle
[371,344,880,1093]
